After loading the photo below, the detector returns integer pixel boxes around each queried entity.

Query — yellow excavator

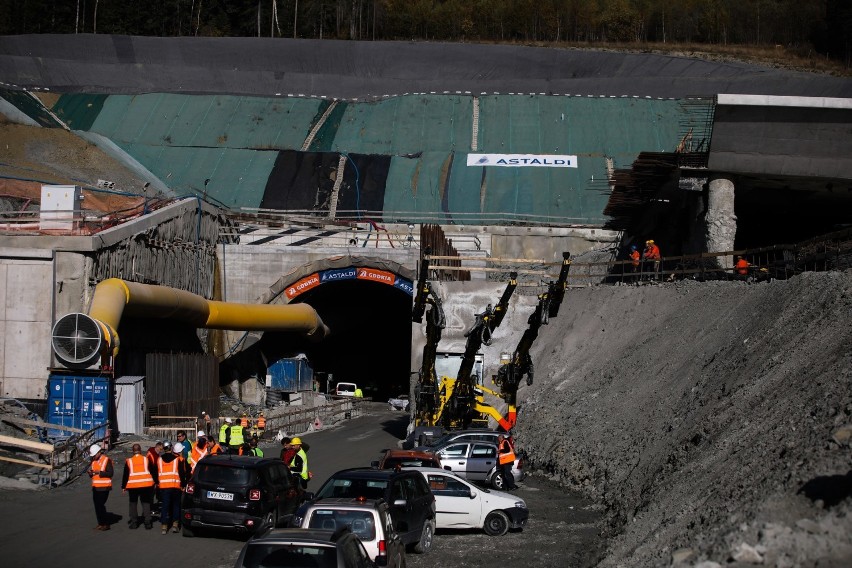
[409,252,572,442]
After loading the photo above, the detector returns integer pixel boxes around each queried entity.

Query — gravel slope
[516,272,852,567]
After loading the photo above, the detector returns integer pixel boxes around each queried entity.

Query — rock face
[516,271,852,567]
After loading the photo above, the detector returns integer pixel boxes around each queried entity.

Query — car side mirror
[443,466,452,471]
[469,490,477,499]
[371,460,380,468]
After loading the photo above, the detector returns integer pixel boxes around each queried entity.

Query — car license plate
[206,491,234,501]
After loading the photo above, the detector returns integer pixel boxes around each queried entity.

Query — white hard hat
[173,442,185,453]
[197,430,206,437]
[89,444,101,457]
[225,417,233,423]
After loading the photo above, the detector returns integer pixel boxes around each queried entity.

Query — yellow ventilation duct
[52,278,329,369]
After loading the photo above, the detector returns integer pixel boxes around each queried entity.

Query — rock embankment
[517,271,852,567]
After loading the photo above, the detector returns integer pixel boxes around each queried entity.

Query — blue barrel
[267,358,314,392]
[46,374,112,439]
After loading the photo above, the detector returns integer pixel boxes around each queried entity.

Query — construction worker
[735,255,751,280]
[642,239,661,280]
[207,434,224,456]
[158,441,189,534]
[189,431,209,472]
[240,412,249,428]
[249,435,264,457]
[122,443,157,530]
[289,437,310,488]
[145,441,164,515]
[229,417,245,453]
[353,387,364,398]
[219,417,233,451]
[256,412,267,438]
[88,443,114,531]
[280,437,297,465]
[629,245,641,281]
[175,430,190,461]
[497,434,518,490]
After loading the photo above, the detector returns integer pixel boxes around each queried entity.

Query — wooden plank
[429,255,552,264]
[0,455,53,470]
[1,416,90,435]
[0,434,56,454]
[428,265,551,276]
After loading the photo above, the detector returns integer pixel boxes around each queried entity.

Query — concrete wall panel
[5,261,52,322]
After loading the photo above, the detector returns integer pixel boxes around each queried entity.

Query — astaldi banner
[467,153,578,168]
[320,267,358,283]
[393,277,414,296]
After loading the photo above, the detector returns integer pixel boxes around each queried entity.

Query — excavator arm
[444,272,518,430]
[412,249,447,427]
[492,253,572,430]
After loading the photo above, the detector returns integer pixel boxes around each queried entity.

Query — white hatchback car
[298,498,406,568]
[404,467,528,536]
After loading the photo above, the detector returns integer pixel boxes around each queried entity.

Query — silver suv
[298,498,406,568]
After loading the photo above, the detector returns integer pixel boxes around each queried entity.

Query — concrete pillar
[705,177,737,270]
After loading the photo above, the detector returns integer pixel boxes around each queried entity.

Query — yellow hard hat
[648,239,655,244]
[291,437,302,445]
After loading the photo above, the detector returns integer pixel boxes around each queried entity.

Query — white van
[334,382,358,397]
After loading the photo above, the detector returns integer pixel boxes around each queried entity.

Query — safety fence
[145,397,371,443]
[424,228,852,285]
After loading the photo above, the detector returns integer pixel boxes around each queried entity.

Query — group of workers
[87,413,306,533]
[628,240,756,282]
[627,239,662,281]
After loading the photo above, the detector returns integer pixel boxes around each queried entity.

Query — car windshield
[241,543,336,568]
[196,464,258,486]
[307,510,377,540]
[315,477,388,500]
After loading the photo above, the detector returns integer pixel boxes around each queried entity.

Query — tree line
[1,1,850,64]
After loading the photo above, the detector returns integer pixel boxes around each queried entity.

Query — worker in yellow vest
[229,419,245,453]
[121,443,157,529]
[88,444,114,531]
[288,437,310,488]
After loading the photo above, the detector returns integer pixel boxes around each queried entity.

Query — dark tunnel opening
[734,183,852,248]
[253,279,413,401]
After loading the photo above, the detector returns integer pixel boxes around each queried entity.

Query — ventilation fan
[51,313,106,369]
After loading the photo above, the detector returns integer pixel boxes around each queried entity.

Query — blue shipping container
[46,374,112,439]
[267,358,314,392]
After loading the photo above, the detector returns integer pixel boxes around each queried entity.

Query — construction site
[0,34,850,567]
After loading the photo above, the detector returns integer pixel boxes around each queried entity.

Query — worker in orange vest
[642,239,661,280]
[497,434,518,490]
[735,255,751,279]
[240,413,249,428]
[158,442,189,534]
[256,412,267,438]
[629,245,641,281]
[189,431,210,473]
[88,444,114,531]
[121,443,157,529]
[207,435,224,456]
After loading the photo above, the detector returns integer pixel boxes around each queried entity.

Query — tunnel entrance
[231,258,417,403]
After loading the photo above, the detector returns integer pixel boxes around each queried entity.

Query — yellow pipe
[90,277,329,343]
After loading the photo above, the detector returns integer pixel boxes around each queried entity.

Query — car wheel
[263,510,276,529]
[483,510,509,536]
[181,524,195,538]
[490,470,505,490]
[412,518,434,553]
